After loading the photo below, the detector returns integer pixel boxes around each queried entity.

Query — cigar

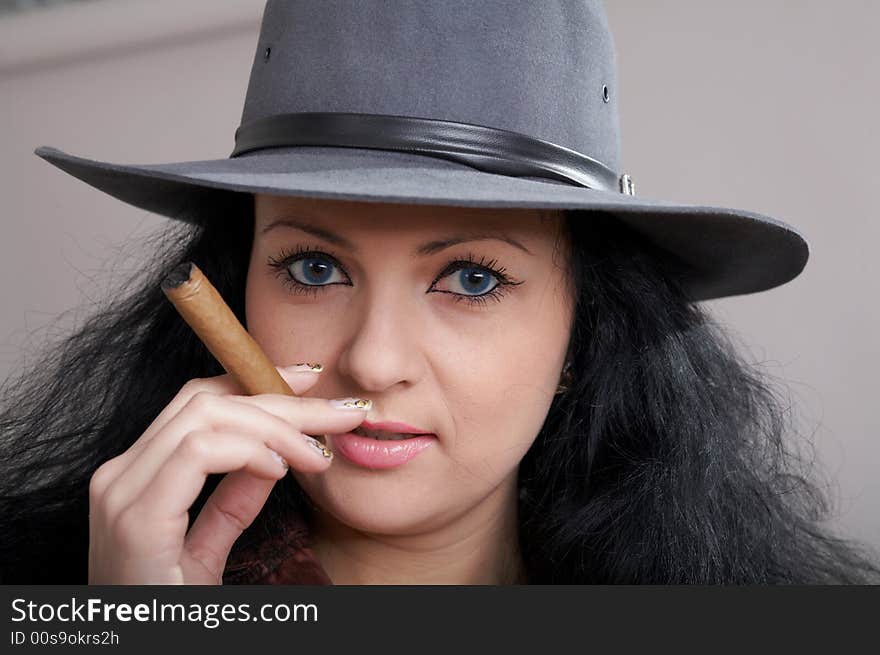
[161,261,327,447]
[161,261,297,395]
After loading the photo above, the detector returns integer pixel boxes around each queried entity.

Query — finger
[99,365,322,486]
[182,469,277,580]
[223,393,373,437]
[126,365,321,462]
[120,431,289,536]
[101,392,334,517]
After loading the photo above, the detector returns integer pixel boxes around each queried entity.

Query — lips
[331,431,437,469]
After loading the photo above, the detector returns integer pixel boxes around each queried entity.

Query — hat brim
[34,144,808,302]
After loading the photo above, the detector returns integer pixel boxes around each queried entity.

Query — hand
[86,366,367,584]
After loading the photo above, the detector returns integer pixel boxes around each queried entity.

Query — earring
[555,359,574,395]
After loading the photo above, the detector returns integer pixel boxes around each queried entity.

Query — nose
[335,286,425,393]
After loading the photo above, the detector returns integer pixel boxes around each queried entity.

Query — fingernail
[303,435,334,462]
[282,362,323,373]
[328,397,372,411]
[268,448,289,470]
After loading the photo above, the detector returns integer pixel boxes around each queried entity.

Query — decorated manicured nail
[303,435,334,462]
[328,397,372,410]
[269,448,289,470]
[283,362,323,372]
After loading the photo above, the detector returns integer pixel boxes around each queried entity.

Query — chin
[327,500,446,537]
[297,474,453,535]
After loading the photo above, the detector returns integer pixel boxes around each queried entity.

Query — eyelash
[266,243,524,308]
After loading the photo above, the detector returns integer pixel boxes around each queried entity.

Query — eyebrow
[260,218,534,256]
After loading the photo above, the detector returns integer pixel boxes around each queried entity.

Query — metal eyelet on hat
[619,173,635,195]
[603,85,610,103]
[264,47,272,62]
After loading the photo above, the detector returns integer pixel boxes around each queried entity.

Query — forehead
[254,194,562,236]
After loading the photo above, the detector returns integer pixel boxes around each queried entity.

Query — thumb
[276,362,324,396]
[182,363,325,581]
[183,468,276,582]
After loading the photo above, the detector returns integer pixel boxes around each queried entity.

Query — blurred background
[1,0,877,552]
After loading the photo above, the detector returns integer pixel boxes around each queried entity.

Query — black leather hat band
[231,112,633,193]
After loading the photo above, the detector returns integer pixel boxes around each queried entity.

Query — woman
[1,191,877,584]
[2,0,878,583]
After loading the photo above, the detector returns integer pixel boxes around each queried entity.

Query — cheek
[246,266,347,366]
[457,281,571,418]
[245,265,280,354]
[444,291,571,475]
[439,340,561,482]
[246,261,309,362]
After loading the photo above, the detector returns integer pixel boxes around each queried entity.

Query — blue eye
[288,255,347,286]
[436,266,498,296]
[267,245,524,307]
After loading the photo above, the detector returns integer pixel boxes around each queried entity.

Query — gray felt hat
[34,0,808,302]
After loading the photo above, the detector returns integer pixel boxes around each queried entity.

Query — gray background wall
[1,1,877,552]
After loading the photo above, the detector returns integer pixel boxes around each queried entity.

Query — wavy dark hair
[1,192,877,584]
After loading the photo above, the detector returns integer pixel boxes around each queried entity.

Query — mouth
[351,425,433,441]
[332,427,438,469]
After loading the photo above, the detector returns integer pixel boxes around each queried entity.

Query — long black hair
[1,193,877,583]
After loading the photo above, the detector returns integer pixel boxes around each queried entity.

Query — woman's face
[246,193,574,535]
